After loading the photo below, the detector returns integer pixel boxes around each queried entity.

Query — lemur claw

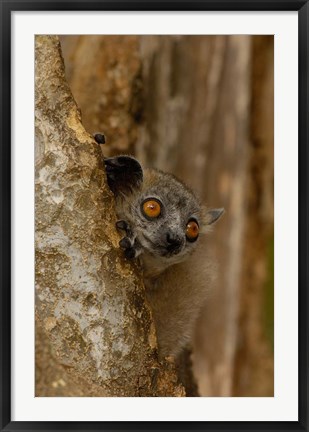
[116,220,129,232]
[124,248,136,260]
[116,220,139,259]
[119,237,132,249]
[116,219,133,237]
[93,133,106,144]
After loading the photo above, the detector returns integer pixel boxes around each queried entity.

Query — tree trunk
[136,35,274,396]
[40,34,274,397]
[35,35,184,397]
[137,35,252,396]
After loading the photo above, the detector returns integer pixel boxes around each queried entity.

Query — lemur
[95,135,224,359]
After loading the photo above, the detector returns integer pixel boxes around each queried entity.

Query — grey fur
[106,157,224,358]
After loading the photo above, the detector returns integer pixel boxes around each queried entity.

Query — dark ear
[104,156,143,195]
[200,207,224,233]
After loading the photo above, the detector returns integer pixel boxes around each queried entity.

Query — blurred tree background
[37,35,273,396]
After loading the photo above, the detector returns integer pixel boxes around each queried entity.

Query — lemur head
[105,156,224,264]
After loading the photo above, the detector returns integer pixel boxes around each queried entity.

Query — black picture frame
[1,1,308,431]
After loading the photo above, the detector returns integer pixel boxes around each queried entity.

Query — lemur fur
[103,152,224,358]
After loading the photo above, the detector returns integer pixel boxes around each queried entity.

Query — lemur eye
[142,198,162,219]
[186,220,199,242]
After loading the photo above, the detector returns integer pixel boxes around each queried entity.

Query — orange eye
[142,199,161,219]
[186,220,199,242]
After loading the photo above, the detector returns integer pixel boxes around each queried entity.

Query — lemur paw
[119,237,137,260]
[124,247,138,260]
[115,220,132,236]
[116,220,141,260]
[119,236,132,249]
[93,133,106,144]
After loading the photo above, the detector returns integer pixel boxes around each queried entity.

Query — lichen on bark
[35,35,184,397]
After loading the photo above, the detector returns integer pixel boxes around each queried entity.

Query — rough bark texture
[38,35,274,397]
[137,35,252,396]
[60,35,142,157]
[35,35,184,397]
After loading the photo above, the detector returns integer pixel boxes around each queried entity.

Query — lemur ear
[200,207,224,233]
[104,156,143,195]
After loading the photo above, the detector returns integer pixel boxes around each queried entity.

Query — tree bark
[136,35,274,396]
[35,35,184,397]
[40,34,274,397]
[137,35,253,396]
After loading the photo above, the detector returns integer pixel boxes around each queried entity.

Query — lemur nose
[166,232,182,248]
